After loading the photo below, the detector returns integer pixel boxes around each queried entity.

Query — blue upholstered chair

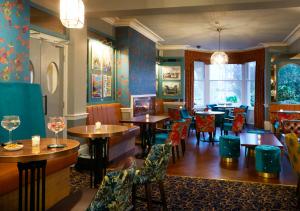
[0,83,46,143]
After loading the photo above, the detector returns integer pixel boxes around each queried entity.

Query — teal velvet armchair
[0,83,46,143]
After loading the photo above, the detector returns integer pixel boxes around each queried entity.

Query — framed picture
[162,81,181,96]
[91,74,102,98]
[103,75,112,97]
[162,66,181,80]
[90,40,113,71]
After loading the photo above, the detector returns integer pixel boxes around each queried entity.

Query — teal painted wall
[0,0,30,82]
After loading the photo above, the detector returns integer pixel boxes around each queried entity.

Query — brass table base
[221,157,238,163]
[257,172,279,179]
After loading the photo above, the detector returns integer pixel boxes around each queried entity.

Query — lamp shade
[60,0,85,29]
[210,51,229,65]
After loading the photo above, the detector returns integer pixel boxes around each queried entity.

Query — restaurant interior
[1,0,300,210]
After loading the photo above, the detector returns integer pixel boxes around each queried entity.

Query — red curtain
[184,49,265,128]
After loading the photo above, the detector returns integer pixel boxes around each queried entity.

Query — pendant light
[210,27,228,65]
[60,0,85,29]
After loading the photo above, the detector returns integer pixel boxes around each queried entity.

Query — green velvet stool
[219,135,240,162]
[255,145,281,178]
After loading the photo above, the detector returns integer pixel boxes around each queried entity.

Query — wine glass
[47,116,65,148]
[1,115,21,144]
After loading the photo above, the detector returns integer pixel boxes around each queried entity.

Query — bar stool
[219,135,240,163]
[255,145,281,178]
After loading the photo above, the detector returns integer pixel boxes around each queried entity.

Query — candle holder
[95,121,102,129]
[32,135,40,147]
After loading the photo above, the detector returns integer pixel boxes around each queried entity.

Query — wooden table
[240,133,283,166]
[0,138,80,211]
[67,125,129,187]
[120,115,169,158]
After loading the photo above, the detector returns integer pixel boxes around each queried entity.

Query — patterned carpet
[70,168,298,210]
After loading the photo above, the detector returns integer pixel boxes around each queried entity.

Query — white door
[30,38,64,137]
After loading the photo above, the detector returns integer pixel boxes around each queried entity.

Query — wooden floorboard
[166,129,297,186]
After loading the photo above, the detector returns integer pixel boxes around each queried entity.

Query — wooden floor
[165,129,297,185]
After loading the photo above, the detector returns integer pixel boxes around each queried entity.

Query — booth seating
[255,145,281,178]
[0,83,78,210]
[282,120,300,136]
[219,135,240,162]
[86,103,140,161]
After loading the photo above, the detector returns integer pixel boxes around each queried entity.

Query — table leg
[17,160,47,211]
[136,125,148,159]
[90,137,109,188]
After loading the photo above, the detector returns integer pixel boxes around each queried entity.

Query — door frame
[30,30,69,136]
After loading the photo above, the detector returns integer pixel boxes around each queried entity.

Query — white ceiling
[32,0,300,50]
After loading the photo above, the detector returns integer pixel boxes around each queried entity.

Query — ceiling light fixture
[60,0,85,29]
[210,27,228,65]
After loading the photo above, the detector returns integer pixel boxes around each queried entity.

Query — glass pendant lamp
[210,28,229,65]
[60,0,85,29]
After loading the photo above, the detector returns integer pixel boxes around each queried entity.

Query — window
[277,63,300,104]
[193,62,256,107]
[246,62,256,107]
[194,62,205,107]
[209,64,242,105]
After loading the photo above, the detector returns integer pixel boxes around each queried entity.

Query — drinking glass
[1,115,21,144]
[47,116,65,148]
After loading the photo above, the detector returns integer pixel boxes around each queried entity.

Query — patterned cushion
[282,120,300,135]
[168,108,182,121]
[135,143,172,184]
[232,114,245,133]
[285,133,300,175]
[233,107,245,115]
[195,114,215,133]
[87,159,136,211]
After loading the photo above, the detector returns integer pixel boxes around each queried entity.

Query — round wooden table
[0,138,80,211]
[67,125,129,187]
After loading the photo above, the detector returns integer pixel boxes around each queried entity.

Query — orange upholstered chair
[195,114,215,145]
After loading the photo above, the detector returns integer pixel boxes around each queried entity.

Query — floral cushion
[168,108,182,121]
[285,133,300,175]
[195,114,215,133]
[87,160,136,211]
[181,119,191,141]
[233,108,245,115]
[169,121,185,146]
[134,143,172,184]
[232,114,245,133]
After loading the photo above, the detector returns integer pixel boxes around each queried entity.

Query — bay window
[193,61,256,107]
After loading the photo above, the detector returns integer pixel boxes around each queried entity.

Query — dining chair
[284,133,300,207]
[132,143,172,211]
[180,118,191,156]
[155,121,185,163]
[223,113,245,136]
[195,114,215,145]
[168,108,182,122]
[87,157,136,211]
[180,107,195,135]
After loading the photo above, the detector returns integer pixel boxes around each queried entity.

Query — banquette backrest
[0,83,46,143]
[86,103,122,125]
[282,120,300,136]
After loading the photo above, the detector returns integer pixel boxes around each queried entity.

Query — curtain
[184,49,265,128]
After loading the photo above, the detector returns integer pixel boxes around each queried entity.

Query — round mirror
[46,62,59,94]
[29,60,34,83]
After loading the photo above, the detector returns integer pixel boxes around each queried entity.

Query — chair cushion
[0,152,78,196]
[223,123,232,131]
[155,133,168,144]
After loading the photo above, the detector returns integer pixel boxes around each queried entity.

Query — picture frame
[162,81,181,96]
[91,74,102,98]
[162,66,181,80]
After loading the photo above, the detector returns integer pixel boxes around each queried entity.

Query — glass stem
[9,130,12,143]
[55,132,58,145]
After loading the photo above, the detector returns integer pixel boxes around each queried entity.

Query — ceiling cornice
[102,17,164,43]
[157,45,192,50]
[284,24,300,45]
